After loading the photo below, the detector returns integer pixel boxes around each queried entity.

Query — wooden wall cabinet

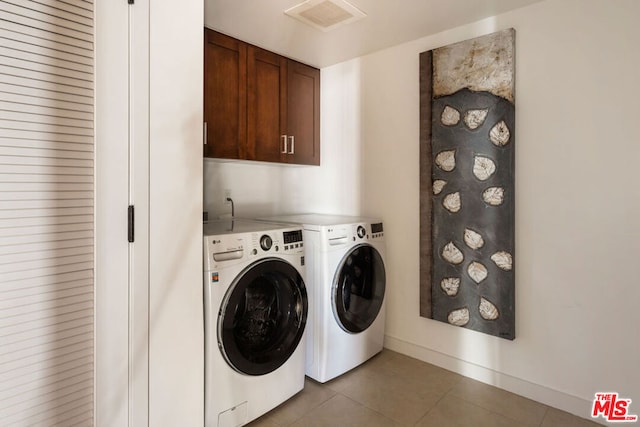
[204,29,320,165]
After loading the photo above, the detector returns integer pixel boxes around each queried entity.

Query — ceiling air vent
[285,0,367,32]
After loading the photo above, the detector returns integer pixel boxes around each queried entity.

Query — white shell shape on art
[441,278,461,296]
[483,187,505,206]
[442,192,461,213]
[433,179,447,195]
[441,106,461,126]
[464,228,484,250]
[473,156,496,181]
[435,150,456,172]
[491,251,513,271]
[490,120,511,146]
[479,297,500,320]
[448,307,470,326]
[467,262,488,283]
[442,242,464,265]
[464,109,489,130]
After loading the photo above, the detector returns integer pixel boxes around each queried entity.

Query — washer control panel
[204,226,305,271]
[281,229,304,252]
[251,229,304,255]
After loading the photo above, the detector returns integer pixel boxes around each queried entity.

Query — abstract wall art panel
[419,29,516,340]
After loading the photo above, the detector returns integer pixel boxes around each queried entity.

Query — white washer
[203,219,308,427]
[258,214,386,383]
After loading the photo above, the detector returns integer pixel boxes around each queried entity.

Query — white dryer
[258,214,386,383]
[203,219,308,427]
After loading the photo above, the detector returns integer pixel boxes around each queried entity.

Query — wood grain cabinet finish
[286,60,320,165]
[203,29,246,159]
[204,29,320,165]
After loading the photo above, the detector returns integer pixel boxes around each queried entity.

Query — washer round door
[332,244,386,333]
[218,258,308,376]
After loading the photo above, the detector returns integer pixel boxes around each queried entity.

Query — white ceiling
[204,0,543,68]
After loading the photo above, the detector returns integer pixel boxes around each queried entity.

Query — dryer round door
[332,244,386,333]
[218,258,308,376]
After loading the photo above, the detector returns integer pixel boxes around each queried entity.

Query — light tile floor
[248,349,602,427]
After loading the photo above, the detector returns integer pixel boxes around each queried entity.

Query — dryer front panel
[332,244,386,333]
[218,258,308,376]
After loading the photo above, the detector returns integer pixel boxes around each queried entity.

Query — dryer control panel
[354,222,384,241]
[324,221,384,248]
[370,222,384,239]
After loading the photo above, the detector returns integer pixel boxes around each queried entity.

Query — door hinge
[128,205,135,243]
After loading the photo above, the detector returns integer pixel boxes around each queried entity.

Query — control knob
[260,235,273,251]
[357,226,366,239]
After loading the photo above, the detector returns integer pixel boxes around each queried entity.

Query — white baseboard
[384,334,610,426]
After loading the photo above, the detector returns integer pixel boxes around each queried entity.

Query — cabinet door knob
[203,122,208,145]
[288,135,295,154]
[281,135,288,153]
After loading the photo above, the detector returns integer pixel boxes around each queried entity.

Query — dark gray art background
[431,89,515,339]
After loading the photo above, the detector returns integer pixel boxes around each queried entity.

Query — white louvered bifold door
[0,0,94,425]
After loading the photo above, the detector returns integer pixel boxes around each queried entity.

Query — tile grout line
[538,405,550,427]
[338,393,400,426]
[282,382,339,426]
[413,392,454,426]
[444,382,545,427]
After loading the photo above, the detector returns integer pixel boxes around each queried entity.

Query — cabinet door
[204,29,246,158]
[247,46,287,162]
[286,60,320,165]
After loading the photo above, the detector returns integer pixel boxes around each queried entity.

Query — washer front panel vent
[285,0,367,32]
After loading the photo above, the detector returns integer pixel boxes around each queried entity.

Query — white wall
[355,0,640,420]
[149,1,204,426]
